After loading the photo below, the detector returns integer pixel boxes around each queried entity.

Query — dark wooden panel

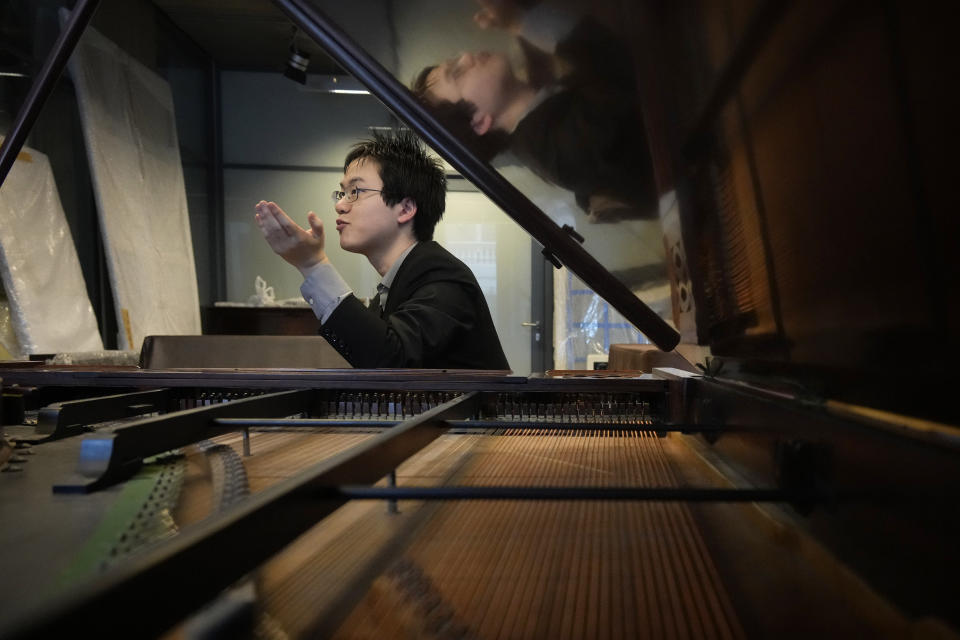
[202,305,319,336]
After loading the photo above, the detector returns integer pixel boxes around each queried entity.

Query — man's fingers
[256,201,326,269]
[473,9,495,28]
[255,201,280,235]
[307,211,324,237]
[257,201,303,237]
[265,202,296,236]
[255,200,280,226]
[306,212,327,264]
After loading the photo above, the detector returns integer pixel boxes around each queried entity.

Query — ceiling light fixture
[283,27,309,85]
[298,75,370,95]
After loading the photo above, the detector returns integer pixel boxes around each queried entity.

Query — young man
[412,2,657,223]
[255,130,509,370]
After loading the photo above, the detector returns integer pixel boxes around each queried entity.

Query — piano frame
[2,365,959,637]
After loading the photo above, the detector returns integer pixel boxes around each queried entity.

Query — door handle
[521,321,540,327]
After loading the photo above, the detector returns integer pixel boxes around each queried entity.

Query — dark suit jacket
[319,241,510,370]
[510,18,657,216]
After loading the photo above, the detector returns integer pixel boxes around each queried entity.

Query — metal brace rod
[386,470,398,514]
[213,417,719,433]
[4,392,479,640]
[0,0,102,186]
[324,485,856,503]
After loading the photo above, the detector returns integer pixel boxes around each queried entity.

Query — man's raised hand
[473,0,525,33]
[254,201,328,275]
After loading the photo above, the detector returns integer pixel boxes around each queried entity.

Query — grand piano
[0,0,957,638]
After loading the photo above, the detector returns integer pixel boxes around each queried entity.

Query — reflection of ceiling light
[299,75,370,95]
[0,71,28,78]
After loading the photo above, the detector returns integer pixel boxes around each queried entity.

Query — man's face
[425,51,515,129]
[334,158,406,256]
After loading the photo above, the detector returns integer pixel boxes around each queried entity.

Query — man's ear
[396,197,417,225]
[470,111,493,136]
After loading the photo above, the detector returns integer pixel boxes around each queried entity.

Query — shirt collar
[380,241,418,290]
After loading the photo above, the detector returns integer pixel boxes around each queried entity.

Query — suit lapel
[382,242,427,316]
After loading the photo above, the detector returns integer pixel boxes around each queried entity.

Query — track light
[298,75,370,95]
[283,28,309,85]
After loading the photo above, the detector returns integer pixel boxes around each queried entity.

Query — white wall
[221,72,392,168]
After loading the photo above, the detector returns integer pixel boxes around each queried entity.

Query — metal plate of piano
[2,365,958,639]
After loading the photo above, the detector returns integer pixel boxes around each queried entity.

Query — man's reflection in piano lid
[412,0,658,225]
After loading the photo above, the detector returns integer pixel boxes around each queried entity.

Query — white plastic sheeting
[0,144,103,357]
[49,350,140,366]
[64,15,201,349]
[0,299,24,359]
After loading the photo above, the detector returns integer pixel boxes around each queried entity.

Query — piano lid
[272,0,680,352]
[1,0,955,418]
[0,0,678,351]
[274,0,956,419]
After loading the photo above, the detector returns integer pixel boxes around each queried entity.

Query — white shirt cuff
[299,261,353,324]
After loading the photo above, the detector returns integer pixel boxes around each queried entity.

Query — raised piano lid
[0,0,678,353]
[272,0,956,422]
[1,1,955,421]
[270,0,680,352]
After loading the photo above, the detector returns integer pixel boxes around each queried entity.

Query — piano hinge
[541,247,562,269]
[562,224,584,243]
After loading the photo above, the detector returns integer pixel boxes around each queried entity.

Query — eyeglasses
[331,187,383,204]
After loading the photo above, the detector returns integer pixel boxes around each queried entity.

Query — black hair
[343,129,446,241]
[411,65,511,163]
